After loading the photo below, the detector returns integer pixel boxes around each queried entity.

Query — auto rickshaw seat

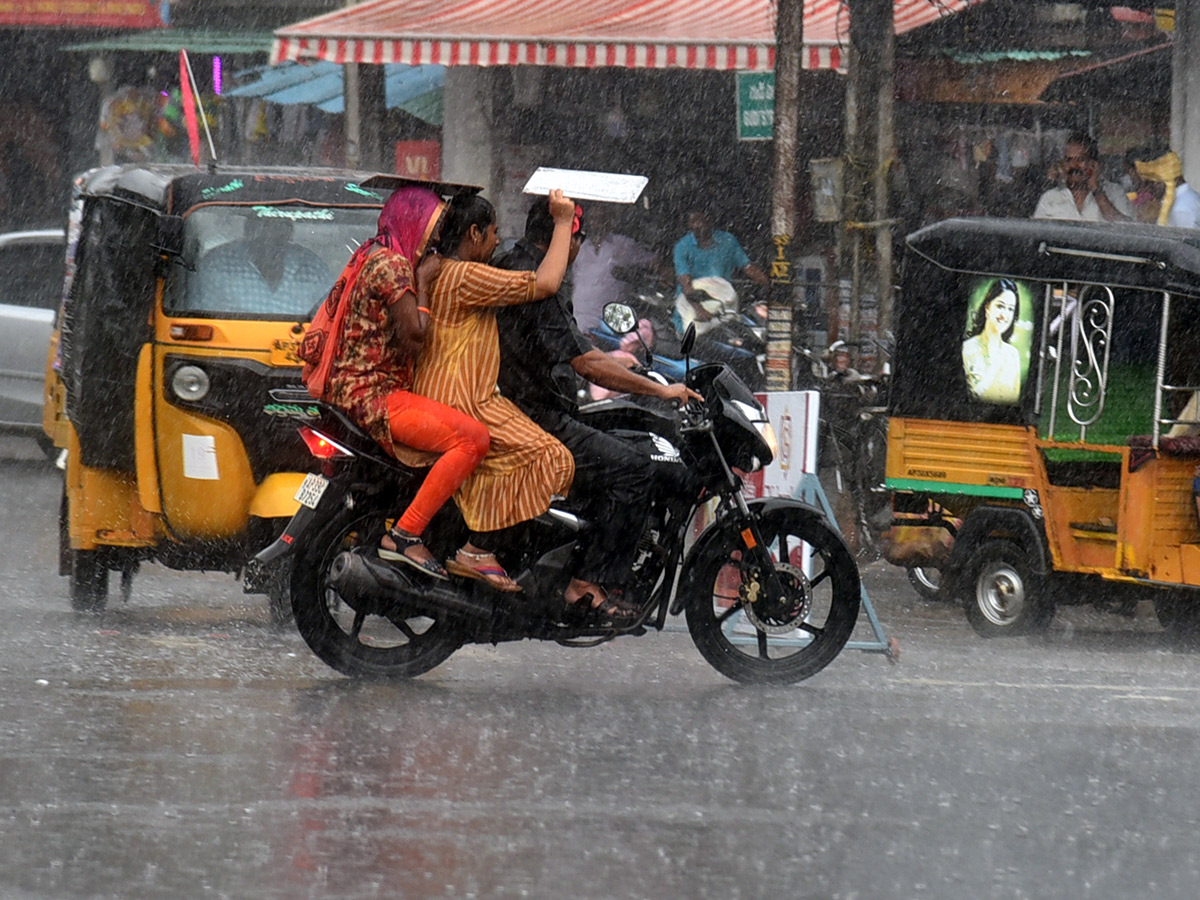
[1129,434,1200,455]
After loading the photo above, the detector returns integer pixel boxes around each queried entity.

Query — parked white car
[0,229,67,446]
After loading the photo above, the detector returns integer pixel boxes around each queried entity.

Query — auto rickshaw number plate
[295,473,329,509]
[270,339,303,367]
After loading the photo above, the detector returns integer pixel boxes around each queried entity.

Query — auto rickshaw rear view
[885,217,1200,636]
[44,164,386,619]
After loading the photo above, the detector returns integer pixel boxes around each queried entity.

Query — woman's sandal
[378,526,449,581]
[445,548,523,593]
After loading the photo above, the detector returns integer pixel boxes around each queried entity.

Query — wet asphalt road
[4,437,1200,899]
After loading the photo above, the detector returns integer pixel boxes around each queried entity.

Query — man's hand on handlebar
[685,290,714,322]
[659,382,704,406]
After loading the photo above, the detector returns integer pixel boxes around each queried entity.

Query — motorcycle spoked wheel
[684,508,861,685]
[291,507,463,679]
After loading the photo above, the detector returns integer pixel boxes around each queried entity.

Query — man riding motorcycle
[495,199,701,622]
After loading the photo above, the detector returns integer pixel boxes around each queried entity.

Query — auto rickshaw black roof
[905,217,1200,296]
[76,164,402,215]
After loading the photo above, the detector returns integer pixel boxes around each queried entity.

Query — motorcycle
[589,270,766,391]
[250,312,861,685]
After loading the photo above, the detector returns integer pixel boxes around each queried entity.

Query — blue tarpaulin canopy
[227,62,443,125]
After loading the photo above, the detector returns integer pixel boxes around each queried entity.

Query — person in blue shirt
[672,209,768,330]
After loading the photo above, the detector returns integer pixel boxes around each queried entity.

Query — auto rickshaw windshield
[164,204,379,319]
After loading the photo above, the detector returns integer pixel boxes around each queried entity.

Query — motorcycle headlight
[759,421,778,459]
[730,399,778,459]
[171,365,211,402]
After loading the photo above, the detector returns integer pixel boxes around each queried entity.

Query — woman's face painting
[987,290,1016,335]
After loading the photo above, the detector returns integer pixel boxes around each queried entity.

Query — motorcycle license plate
[294,473,329,509]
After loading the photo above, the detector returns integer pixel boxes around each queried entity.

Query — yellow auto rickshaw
[44,164,389,619]
[885,217,1200,636]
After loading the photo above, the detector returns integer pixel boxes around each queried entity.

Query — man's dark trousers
[538,410,654,587]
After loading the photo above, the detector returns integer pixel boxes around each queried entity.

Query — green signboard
[736,72,775,141]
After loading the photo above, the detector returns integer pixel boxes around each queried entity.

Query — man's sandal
[563,590,641,626]
[378,526,449,581]
[445,548,523,593]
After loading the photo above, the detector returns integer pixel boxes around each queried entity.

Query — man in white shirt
[570,205,664,333]
[1032,132,1132,223]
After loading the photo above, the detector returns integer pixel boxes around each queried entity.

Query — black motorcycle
[250,317,861,685]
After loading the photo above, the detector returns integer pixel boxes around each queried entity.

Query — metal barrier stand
[793,472,899,661]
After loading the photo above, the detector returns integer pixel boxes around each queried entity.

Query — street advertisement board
[743,390,820,499]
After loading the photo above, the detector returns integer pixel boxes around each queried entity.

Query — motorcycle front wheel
[291,507,462,679]
[685,507,860,685]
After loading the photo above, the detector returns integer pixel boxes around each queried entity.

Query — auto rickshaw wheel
[961,540,1053,638]
[906,566,943,601]
[266,565,293,629]
[70,550,109,613]
[1153,591,1200,640]
[61,486,108,613]
[34,434,59,461]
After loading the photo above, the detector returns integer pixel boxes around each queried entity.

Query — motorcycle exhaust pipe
[328,551,496,620]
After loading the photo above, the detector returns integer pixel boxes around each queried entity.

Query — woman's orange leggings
[387,391,490,536]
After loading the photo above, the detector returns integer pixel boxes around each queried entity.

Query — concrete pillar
[442,67,494,195]
[343,63,362,169]
[1174,1,1200,185]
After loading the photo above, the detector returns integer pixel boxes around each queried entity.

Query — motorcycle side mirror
[680,323,697,357]
[602,302,638,335]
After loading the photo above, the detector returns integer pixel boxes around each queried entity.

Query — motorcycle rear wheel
[291,507,462,679]
[685,507,860,684]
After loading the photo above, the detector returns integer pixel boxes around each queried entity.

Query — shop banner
[0,0,163,27]
[395,140,441,181]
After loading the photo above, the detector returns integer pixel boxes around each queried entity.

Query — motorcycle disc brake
[740,562,812,635]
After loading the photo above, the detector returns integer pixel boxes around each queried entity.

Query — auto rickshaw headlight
[172,365,211,402]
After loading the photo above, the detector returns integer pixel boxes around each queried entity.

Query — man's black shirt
[494,239,593,422]
[494,240,657,586]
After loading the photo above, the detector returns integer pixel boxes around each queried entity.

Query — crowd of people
[1026,130,1198,229]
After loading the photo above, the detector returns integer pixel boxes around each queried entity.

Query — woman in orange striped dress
[412,189,577,592]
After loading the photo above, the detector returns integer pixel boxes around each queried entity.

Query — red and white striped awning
[272,0,981,72]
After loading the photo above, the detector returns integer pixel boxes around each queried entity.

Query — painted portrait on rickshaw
[961,277,1036,405]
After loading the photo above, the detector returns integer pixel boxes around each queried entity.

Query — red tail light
[298,425,353,459]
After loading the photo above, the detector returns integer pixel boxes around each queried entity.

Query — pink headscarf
[369,185,446,261]
[299,185,445,399]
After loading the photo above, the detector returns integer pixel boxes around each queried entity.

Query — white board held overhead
[522,167,649,204]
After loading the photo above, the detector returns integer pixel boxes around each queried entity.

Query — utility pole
[840,0,894,370]
[766,0,803,392]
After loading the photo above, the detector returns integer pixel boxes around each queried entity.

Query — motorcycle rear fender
[670,496,833,615]
[250,473,347,567]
